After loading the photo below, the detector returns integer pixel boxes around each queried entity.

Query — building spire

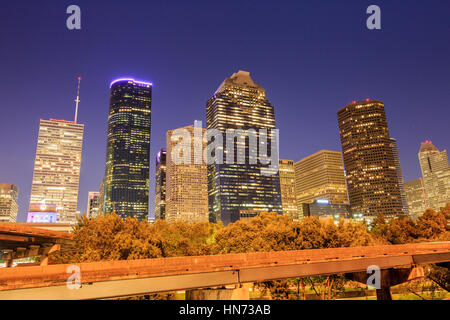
[74,76,81,123]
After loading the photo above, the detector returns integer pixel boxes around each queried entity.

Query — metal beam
[238,256,413,283]
[0,271,240,300]
[0,242,449,300]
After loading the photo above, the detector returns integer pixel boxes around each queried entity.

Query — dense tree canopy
[371,204,450,244]
[213,213,379,254]
[50,204,450,299]
[53,205,450,264]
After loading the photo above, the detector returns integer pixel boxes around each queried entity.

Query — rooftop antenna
[74,76,81,123]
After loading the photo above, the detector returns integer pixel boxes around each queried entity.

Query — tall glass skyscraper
[103,79,152,221]
[206,71,282,225]
[337,99,403,219]
[29,119,84,223]
[390,138,409,215]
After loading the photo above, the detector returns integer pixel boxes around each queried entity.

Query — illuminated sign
[315,199,330,205]
[27,203,58,223]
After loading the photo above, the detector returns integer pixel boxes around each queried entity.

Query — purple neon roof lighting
[110,78,153,88]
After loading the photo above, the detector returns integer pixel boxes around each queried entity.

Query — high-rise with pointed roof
[418,141,450,211]
[29,78,85,224]
[206,71,282,225]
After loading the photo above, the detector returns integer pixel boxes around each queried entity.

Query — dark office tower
[103,79,152,221]
[390,138,409,215]
[206,70,282,225]
[337,99,403,219]
[154,149,166,220]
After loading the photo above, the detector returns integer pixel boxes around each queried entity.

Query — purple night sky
[0,1,449,221]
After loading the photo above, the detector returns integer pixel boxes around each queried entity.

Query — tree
[213,212,298,254]
[213,213,378,299]
[416,209,447,239]
[386,215,419,244]
[51,213,221,264]
[370,213,389,238]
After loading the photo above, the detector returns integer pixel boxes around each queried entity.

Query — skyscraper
[0,183,19,223]
[206,71,282,225]
[294,150,349,208]
[390,138,409,215]
[29,119,84,223]
[278,159,298,219]
[87,192,100,219]
[418,141,450,211]
[337,99,403,219]
[154,148,166,220]
[103,79,152,221]
[165,124,208,223]
[98,177,105,216]
[404,178,428,219]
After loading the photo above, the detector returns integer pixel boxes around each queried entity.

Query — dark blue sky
[1,0,449,222]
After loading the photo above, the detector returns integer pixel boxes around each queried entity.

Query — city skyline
[2,73,449,222]
[1,1,449,221]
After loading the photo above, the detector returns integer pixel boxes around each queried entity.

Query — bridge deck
[0,242,449,299]
[0,223,73,261]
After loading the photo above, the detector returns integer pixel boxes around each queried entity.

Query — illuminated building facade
[103,79,152,221]
[337,100,403,218]
[390,138,409,215]
[29,119,84,223]
[27,203,58,223]
[404,178,428,220]
[87,192,100,219]
[166,124,208,223]
[98,177,105,215]
[300,199,351,223]
[154,148,166,220]
[294,150,349,213]
[418,141,450,211]
[278,159,298,219]
[206,70,282,225]
[0,183,19,223]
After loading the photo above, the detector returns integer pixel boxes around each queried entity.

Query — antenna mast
[74,76,81,123]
